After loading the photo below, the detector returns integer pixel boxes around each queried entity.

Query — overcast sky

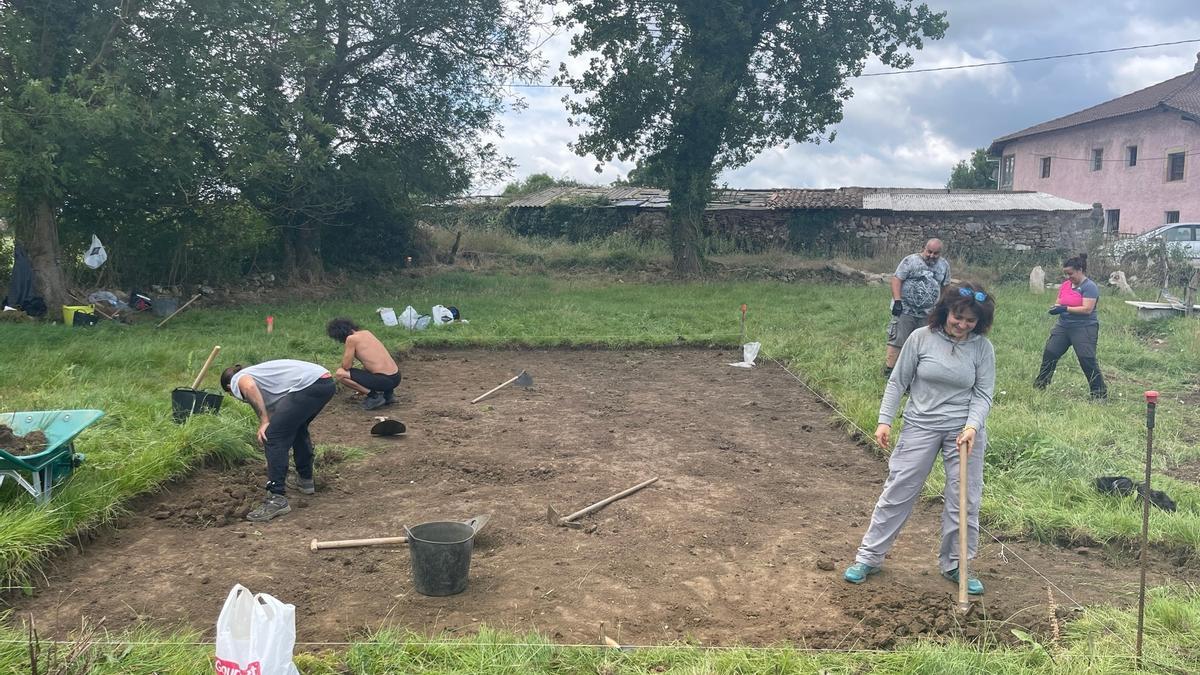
[477,0,1200,194]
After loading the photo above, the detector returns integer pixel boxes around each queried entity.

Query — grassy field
[1,585,1198,673]
[1,269,1198,671]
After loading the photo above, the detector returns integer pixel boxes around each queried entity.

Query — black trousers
[349,368,402,395]
[264,377,335,495]
[1035,323,1107,397]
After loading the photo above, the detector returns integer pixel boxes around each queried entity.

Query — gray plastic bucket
[406,521,475,596]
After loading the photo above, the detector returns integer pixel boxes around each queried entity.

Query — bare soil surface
[0,425,47,456]
[5,349,1193,649]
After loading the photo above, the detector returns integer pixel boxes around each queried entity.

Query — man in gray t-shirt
[222,359,335,522]
[883,239,950,377]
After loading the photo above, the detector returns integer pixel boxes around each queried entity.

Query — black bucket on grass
[171,388,223,423]
[406,521,475,596]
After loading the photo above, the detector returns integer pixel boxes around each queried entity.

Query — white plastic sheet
[214,584,299,675]
[728,342,761,368]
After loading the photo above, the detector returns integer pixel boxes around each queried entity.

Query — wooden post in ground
[1185,269,1199,317]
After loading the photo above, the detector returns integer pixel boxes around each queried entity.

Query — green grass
[1,586,1198,672]
[1,270,1198,670]
[1,272,1197,581]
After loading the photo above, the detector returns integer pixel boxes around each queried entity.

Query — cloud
[477,1,1200,194]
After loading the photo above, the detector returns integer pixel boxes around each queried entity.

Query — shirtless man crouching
[326,317,401,410]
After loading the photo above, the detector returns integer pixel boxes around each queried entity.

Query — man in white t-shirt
[221,359,335,522]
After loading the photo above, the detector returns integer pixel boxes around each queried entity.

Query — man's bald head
[920,239,943,264]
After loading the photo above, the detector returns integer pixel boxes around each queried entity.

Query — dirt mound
[0,425,48,456]
[833,586,1029,649]
[149,454,345,529]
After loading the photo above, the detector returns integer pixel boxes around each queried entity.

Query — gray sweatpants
[855,424,986,574]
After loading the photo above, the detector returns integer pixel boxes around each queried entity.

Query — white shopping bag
[83,234,107,269]
[377,307,398,327]
[214,584,300,675]
[399,305,431,330]
[431,304,454,325]
[728,342,761,368]
[399,305,420,329]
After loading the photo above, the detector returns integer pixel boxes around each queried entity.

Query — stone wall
[512,205,1104,255]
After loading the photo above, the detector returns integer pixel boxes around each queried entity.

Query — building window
[1167,152,1185,181]
[1091,148,1103,171]
[1166,210,1180,224]
[1040,156,1051,178]
[1105,209,1120,233]
[1000,154,1015,189]
[1127,146,1137,166]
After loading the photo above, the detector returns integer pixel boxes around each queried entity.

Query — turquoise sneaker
[942,567,984,595]
[843,562,881,584]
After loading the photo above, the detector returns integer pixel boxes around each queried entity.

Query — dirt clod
[0,425,48,456]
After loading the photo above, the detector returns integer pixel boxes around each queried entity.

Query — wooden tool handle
[958,450,969,610]
[471,374,520,404]
[562,477,660,523]
[309,535,408,551]
[156,293,202,329]
[191,346,221,389]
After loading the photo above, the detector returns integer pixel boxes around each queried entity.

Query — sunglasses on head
[958,287,987,303]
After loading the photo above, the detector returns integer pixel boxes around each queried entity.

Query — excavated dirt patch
[5,349,1192,649]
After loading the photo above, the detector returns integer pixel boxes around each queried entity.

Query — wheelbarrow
[0,409,104,505]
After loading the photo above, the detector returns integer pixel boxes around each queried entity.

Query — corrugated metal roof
[990,60,1200,152]
[861,190,1093,212]
[770,188,863,209]
[506,186,1092,212]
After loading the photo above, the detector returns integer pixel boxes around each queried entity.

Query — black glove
[1048,305,1067,316]
[891,300,903,317]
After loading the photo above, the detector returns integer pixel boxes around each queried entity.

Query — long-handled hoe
[957,438,971,614]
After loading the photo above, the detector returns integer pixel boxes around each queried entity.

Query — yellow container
[62,305,95,325]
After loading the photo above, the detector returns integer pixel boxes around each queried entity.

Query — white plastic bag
[399,305,431,331]
[214,584,300,675]
[83,234,107,269]
[377,307,398,327]
[431,304,454,325]
[728,342,761,368]
[399,306,420,330]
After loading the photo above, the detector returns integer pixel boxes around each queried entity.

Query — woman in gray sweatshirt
[844,282,996,595]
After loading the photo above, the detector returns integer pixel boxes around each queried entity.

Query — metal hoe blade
[514,370,533,388]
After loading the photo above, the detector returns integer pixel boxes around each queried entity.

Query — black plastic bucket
[406,521,475,596]
[171,388,223,424]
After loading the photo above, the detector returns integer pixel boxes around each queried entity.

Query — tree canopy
[556,0,947,274]
[501,173,584,199]
[947,149,997,190]
[0,0,540,308]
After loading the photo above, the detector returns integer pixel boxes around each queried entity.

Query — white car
[1111,223,1200,259]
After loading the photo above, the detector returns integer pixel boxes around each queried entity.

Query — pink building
[989,55,1200,234]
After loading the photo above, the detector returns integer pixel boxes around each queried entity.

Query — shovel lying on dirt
[171,346,223,423]
[471,369,533,404]
[370,416,406,437]
[309,514,490,552]
[548,477,659,529]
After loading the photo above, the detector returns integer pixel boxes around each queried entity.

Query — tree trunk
[13,197,70,313]
[666,175,708,277]
[663,3,764,277]
[282,223,324,283]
